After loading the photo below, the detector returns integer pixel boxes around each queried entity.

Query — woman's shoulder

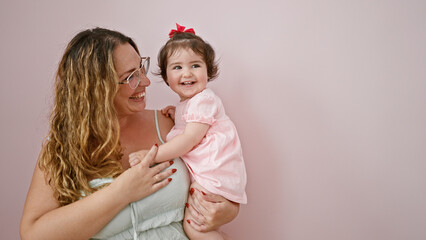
[155,109,175,132]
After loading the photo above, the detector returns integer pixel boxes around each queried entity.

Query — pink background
[1,0,426,239]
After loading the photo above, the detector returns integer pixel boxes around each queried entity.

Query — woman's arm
[186,188,240,232]
[20,146,175,240]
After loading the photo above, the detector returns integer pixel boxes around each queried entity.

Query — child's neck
[179,88,206,102]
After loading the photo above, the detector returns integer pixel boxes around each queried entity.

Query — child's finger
[128,148,154,169]
[128,152,136,160]
[128,153,141,165]
[129,159,140,167]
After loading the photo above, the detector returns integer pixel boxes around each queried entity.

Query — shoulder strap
[154,110,165,144]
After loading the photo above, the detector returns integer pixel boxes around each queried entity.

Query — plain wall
[1,0,426,239]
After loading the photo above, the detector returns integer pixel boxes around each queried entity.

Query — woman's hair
[157,32,219,84]
[39,27,140,206]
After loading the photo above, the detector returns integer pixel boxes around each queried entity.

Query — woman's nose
[139,74,151,87]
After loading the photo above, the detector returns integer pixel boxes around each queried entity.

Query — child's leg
[184,182,225,240]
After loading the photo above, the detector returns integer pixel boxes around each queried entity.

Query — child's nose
[182,68,192,77]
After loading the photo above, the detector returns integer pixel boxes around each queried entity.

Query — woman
[20,27,239,240]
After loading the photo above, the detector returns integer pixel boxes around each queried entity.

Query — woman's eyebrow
[118,57,142,78]
[118,61,141,79]
[118,68,134,79]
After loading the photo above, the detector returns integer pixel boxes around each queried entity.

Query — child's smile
[166,48,208,101]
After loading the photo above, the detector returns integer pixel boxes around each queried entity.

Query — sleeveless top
[90,110,190,240]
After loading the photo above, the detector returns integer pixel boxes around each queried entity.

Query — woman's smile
[129,91,146,100]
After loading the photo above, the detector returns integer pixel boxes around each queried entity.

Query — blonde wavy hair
[39,28,140,206]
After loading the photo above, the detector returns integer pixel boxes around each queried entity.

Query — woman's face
[113,43,151,117]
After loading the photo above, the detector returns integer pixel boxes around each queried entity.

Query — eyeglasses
[118,56,150,89]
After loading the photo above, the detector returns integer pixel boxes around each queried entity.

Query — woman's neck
[118,110,155,142]
[117,110,157,169]
[118,114,132,129]
[118,110,146,129]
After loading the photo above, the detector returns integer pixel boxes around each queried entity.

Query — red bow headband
[168,23,195,38]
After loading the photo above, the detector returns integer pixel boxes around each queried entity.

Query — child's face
[166,48,208,101]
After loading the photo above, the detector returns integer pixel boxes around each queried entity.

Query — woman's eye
[127,74,134,81]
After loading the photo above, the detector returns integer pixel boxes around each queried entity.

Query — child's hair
[157,32,219,84]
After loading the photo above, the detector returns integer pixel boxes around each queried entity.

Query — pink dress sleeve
[183,91,219,125]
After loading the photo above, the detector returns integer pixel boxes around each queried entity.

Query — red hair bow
[168,23,195,38]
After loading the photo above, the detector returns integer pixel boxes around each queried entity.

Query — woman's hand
[128,149,150,167]
[185,187,240,232]
[111,145,176,204]
[20,145,177,240]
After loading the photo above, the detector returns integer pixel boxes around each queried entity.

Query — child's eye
[173,66,182,70]
[192,64,201,68]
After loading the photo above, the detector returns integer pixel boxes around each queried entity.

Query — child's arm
[154,122,210,163]
[128,122,210,167]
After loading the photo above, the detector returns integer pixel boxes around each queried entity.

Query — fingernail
[168,178,172,182]
[201,191,206,195]
[190,188,194,195]
[169,160,174,165]
[187,219,191,224]
[172,168,177,173]
[185,203,189,208]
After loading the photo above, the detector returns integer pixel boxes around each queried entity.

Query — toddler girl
[129,24,247,240]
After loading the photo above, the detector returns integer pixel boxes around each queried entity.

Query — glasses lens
[142,57,150,75]
[128,70,140,89]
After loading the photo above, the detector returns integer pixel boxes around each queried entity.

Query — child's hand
[128,149,150,167]
[161,105,176,120]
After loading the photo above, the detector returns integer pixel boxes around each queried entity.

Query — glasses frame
[118,56,150,89]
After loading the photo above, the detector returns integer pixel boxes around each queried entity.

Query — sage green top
[90,110,190,240]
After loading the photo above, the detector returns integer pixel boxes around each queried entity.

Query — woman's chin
[129,100,146,111]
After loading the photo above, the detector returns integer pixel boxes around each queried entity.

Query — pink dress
[166,88,247,204]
